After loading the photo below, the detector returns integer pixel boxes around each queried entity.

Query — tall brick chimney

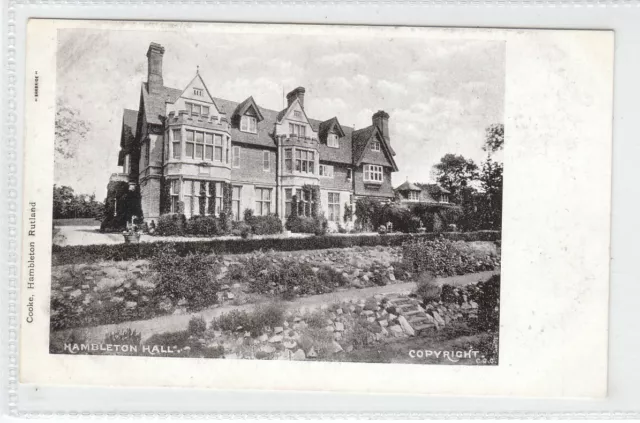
[286,87,306,110]
[146,42,165,95]
[372,110,390,144]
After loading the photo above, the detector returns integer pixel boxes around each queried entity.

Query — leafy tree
[52,185,103,219]
[432,154,479,201]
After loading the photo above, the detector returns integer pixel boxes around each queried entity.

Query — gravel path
[56,270,499,343]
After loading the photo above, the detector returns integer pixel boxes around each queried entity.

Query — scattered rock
[332,341,344,353]
[334,322,344,332]
[283,340,297,349]
[389,325,403,336]
[292,349,306,360]
[69,289,82,299]
[259,345,275,354]
[269,335,283,343]
[125,301,137,309]
[258,334,268,342]
[274,326,284,334]
[398,316,415,336]
[307,347,318,358]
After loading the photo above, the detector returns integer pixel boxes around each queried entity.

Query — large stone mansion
[110,42,399,228]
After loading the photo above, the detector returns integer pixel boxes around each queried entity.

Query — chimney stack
[146,42,165,95]
[286,87,306,110]
[372,110,390,144]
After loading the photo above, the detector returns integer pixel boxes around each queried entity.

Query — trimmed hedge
[51,231,501,266]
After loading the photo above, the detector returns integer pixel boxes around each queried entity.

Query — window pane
[186,143,194,158]
[205,133,213,144]
[202,106,209,116]
[205,145,213,160]
[186,130,194,141]
[215,135,222,145]
[193,104,201,115]
[250,117,256,132]
[241,117,247,131]
[196,144,204,159]
[172,142,180,159]
[173,129,181,141]
[186,103,192,114]
[215,146,222,161]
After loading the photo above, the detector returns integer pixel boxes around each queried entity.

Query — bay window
[205,133,214,160]
[172,129,181,159]
[214,134,223,162]
[295,149,314,174]
[185,130,195,159]
[183,180,194,217]
[170,179,180,213]
[285,188,292,217]
[284,148,293,173]
[364,164,383,183]
[195,131,204,160]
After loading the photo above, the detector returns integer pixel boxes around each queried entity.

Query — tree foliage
[52,185,103,219]
[432,154,479,201]
[432,123,504,231]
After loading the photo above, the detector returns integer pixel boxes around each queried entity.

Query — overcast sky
[56,27,505,199]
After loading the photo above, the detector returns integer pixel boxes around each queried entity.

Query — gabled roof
[233,96,264,122]
[138,81,387,166]
[352,124,398,171]
[396,180,421,191]
[141,83,182,125]
[318,117,346,141]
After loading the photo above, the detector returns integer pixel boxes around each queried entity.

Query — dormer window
[240,116,257,133]
[440,194,449,203]
[408,191,419,201]
[371,140,381,152]
[294,110,302,118]
[193,88,203,96]
[327,133,339,148]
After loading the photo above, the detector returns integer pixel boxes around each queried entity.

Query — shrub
[249,215,282,235]
[286,216,317,233]
[402,237,499,277]
[218,211,232,234]
[212,309,252,333]
[149,245,221,311]
[188,315,207,337]
[156,213,186,236]
[304,309,328,329]
[475,274,500,332]
[185,215,220,236]
[103,328,142,347]
[390,260,412,281]
[316,266,349,288]
[211,302,286,336]
[414,271,441,303]
[52,232,501,265]
[314,214,328,236]
[249,259,328,300]
[251,302,286,334]
[243,208,254,222]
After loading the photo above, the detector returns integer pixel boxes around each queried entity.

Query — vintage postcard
[19,20,613,398]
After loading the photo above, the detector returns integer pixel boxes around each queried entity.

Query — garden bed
[52,230,501,265]
[50,240,500,332]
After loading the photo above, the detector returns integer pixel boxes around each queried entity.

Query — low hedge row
[51,231,501,265]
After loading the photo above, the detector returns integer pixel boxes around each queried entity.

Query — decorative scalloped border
[3,0,640,418]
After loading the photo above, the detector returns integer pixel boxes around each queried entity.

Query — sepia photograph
[46,23,506,365]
